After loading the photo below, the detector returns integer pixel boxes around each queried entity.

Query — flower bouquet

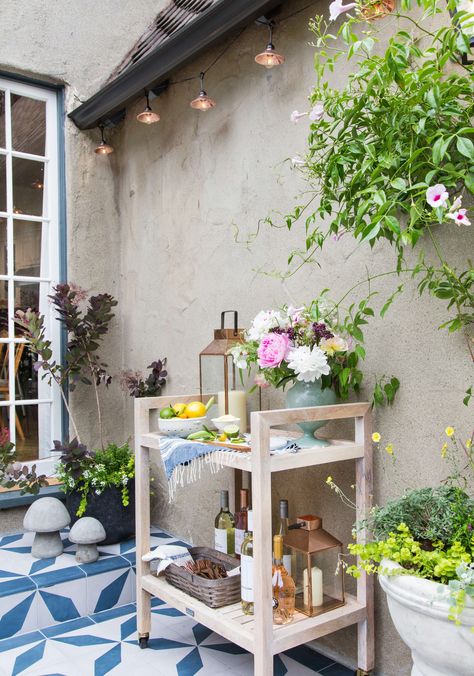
[230,300,361,399]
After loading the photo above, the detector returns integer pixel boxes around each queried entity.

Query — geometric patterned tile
[0,590,38,641]
[0,599,348,676]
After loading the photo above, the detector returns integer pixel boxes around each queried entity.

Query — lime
[223,424,240,439]
[160,406,176,420]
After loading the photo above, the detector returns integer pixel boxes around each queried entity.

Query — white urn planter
[378,558,474,676]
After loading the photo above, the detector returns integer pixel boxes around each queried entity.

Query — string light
[137,90,160,124]
[255,21,284,68]
[94,124,114,155]
[190,72,216,111]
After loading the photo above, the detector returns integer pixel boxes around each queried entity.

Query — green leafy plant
[56,442,134,517]
[347,522,474,625]
[249,0,473,400]
[0,427,47,494]
[15,283,118,447]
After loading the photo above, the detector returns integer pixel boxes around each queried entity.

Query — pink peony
[257,332,291,368]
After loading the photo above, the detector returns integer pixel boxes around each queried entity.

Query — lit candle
[303,566,323,607]
[218,390,247,431]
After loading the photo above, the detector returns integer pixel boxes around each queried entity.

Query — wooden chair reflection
[0,343,26,441]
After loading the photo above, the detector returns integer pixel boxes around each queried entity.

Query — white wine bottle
[278,499,293,576]
[241,510,254,615]
[214,489,235,555]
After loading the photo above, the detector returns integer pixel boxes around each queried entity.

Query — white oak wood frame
[135,395,374,675]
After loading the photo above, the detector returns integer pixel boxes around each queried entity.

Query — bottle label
[235,528,245,555]
[240,554,253,602]
[214,528,228,554]
[283,554,292,576]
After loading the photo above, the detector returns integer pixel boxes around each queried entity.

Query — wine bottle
[214,490,235,555]
[234,488,249,558]
[272,534,295,625]
[241,510,254,615]
[278,499,293,576]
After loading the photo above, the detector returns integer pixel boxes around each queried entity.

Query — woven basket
[164,546,240,608]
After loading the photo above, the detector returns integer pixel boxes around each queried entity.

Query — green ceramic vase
[285,379,338,447]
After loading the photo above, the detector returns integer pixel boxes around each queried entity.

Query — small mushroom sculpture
[69,517,106,563]
[23,497,71,559]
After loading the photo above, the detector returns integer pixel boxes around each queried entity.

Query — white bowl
[158,416,207,438]
[211,417,241,433]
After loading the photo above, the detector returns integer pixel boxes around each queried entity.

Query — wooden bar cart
[134,393,374,676]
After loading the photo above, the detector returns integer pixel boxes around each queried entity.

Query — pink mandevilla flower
[447,209,471,226]
[309,102,324,122]
[426,184,449,208]
[290,110,308,124]
[329,0,357,21]
[257,332,291,368]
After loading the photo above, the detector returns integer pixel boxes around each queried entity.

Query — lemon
[186,401,207,418]
[172,403,188,419]
[218,433,228,442]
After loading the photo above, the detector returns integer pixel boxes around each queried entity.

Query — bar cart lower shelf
[134,394,374,676]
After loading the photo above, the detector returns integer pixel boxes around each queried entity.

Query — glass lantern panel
[292,547,344,617]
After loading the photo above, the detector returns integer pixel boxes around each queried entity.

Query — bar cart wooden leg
[135,399,152,648]
[251,412,274,676]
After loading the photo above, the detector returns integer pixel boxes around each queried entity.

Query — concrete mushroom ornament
[23,497,71,559]
[69,517,106,563]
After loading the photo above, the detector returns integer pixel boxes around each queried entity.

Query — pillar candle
[303,565,323,607]
[218,390,247,431]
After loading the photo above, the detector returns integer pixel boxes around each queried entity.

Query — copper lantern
[199,311,244,416]
[283,515,345,617]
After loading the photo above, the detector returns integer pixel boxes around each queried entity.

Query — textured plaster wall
[113,2,473,674]
[0,0,164,448]
[0,0,471,674]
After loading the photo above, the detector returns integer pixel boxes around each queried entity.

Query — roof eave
[69,0,284,130]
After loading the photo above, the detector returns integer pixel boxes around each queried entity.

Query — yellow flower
[372,432,381,443]
[441,443,448,458]
[445,426,455,438]
[385,443,394,455]
[326,476,333,484]
[466,439,472,449]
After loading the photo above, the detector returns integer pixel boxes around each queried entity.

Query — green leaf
[456,136,474,160]
[390,178,407,191]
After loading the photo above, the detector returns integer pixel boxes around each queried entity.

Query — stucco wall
[113,3,473,674]
[0,0,472,674]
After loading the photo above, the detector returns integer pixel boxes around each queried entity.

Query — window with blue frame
[0,77,63,461]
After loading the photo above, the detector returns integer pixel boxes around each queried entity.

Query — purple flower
[312,322,334,341]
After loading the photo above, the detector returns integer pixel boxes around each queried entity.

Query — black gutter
[69,0,286,130]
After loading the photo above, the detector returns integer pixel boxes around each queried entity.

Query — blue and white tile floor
[0,528,184,638]
[0,528,353,675]
[0,599,353,675]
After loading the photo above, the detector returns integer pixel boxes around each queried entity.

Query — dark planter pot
[66,481,135,545]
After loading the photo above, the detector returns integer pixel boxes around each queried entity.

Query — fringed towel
[159,436,299,502]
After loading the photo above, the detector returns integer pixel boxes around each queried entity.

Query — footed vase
[285,379,338,447]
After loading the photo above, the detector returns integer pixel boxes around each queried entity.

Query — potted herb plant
[15,283,136,544]
[55,439,135,545]
[342,429,474,675]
